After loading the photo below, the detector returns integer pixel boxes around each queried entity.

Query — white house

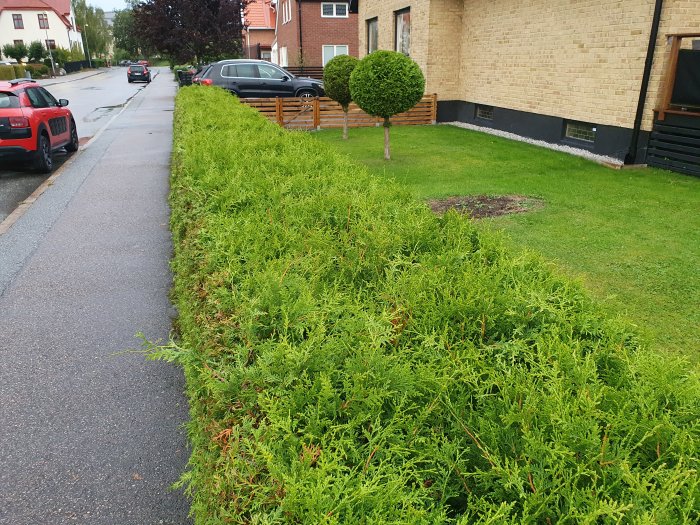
[0,0,82,61]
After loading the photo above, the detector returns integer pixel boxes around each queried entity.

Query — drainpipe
[297,0,304,69]
[625,0,664,164]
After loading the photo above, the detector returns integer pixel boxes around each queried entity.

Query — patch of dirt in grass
[427,195,544,219]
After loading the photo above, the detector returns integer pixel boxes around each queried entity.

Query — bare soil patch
[427,195,544,219]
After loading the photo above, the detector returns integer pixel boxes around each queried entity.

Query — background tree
[1,42,28,63]
[112,9,141,58]
[133,0,249,64]
[72,0,112,59]
[350,51,425,160]
[27,41,46,63]
[323,54,359,140]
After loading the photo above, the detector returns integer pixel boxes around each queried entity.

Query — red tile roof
[0,0,73,28]
[245,0,275,30]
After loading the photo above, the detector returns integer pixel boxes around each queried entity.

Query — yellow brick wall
[359,0,700,132]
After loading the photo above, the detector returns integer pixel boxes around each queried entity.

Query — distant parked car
[194,59,324,99]
[137,60,150,67]
[127,64,151,83]
[0,78,78,173]
[118,59,130,66]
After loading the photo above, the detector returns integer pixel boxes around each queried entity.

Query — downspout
[297,0,304,69]
[625,0,664,164]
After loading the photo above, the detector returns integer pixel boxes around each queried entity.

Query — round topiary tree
[323,54,359,140]
[349,51,425,160]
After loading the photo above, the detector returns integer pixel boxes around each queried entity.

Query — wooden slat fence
[244,94,437,130]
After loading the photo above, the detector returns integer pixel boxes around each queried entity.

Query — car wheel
[65,119,79,152]
[297,89,316,101]
[34,132,52,173]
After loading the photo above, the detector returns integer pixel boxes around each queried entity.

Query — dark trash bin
[178,70,194,87]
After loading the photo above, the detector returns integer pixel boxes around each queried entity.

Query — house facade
[359,0,700,168]
[0,0,82,60]
[244,0,276,61]
[272,0,358,67]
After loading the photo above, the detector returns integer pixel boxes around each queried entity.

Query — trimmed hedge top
[350,51,425,120]
[166,86,700,524]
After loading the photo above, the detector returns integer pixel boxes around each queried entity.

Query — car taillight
[9,116,30,128]
[200,79,213,86]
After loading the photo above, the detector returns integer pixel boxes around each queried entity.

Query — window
[26,87,50,108]
[395,8,410,55]
[45,40,56,50]
[476,105,494,120]
[258,64,287,80]
[282,0,292,24]
[279,47,288,67]
[221,64,260,78]
[367,18,378,53]
[321,3,348,18]
[565,121,597,143]
[13,40,24,46]
[38,13,49,30]
[13,14,24,29]
[322,45,348,66]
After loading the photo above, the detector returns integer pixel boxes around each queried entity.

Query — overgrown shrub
[12,64,26,79]
[323,54,359,140]
[165,87,700,524]
[0,65,14,80]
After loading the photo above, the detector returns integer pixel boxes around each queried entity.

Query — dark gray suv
[195,59,324,99]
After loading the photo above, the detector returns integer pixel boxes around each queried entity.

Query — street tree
[133,0,249,64]
[27,41,46,63]
[2,42,29,63]
[323,54,359,140]
[350,51,425,160]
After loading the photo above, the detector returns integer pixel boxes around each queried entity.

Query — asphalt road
[0,68,154,222]
[0,68,192,524]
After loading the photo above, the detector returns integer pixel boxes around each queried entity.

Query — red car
[0,78,78,173]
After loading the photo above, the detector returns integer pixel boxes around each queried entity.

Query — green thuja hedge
[165,86,700,524]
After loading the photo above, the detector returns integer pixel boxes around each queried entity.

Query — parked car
[127,64,151,83]
[118,59,130,66]
[194,59,324,99]
[137,59,151,67]
[0,79,78,173]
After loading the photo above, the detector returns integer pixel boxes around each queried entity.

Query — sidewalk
[0,68,190,524]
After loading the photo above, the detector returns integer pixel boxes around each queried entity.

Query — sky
[88,0,129,13]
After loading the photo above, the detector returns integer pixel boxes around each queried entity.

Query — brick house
[359,1,700,173]
[0,0,82,61]
[244,0,276,61]
[272,0,359,68]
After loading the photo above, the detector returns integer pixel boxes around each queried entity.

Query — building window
[321,2,349,18]
[14,40,24,46]
[38,13,49,30]
[367,18,378,53]
[45,39,56,50]
[13,14,24,29]
[395,8,410,56]
[565,121,597,142]
[280,46,288,67]
[476,105,494,121]
[282,0,291,24]
[322,45,349,66]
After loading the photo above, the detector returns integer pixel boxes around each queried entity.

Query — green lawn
[314,124,700,363]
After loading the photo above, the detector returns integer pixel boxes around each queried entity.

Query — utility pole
[42,12,56,76]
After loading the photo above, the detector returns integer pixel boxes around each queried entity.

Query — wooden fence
[243,94,437,130]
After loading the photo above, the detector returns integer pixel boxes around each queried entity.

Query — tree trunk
[343,109,349,140]
[383,117,391,160]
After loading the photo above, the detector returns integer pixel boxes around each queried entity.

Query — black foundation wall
[437,100,651,164]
